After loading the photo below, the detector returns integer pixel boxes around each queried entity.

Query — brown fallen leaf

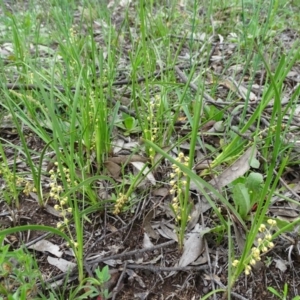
[209,146,258,189]
[143,210,159,239]
[131,161,156,185]
[104,160,121,179]
[152,187,169,197]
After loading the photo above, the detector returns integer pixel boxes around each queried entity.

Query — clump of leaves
[231,172,263,220]
[268,283,300,300]
[86,265,111,299]
[0,242,40,299]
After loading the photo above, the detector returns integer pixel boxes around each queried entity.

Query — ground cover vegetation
[1,0,300,299]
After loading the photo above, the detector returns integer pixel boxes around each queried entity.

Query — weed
[86,266,111,300]
[268,283,300,300]
[0,239,40,299]
[232,219,276,276]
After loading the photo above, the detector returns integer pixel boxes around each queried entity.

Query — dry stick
[111,261,128,300]
[37,271,78,286]
[126,264,209,272]
[84,260,94,278]
[204,238,217,300]
[42,240,202,288]
[86,240,176,266]
[24,232,52,247]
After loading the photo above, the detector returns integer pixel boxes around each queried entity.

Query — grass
[0,0,300,298]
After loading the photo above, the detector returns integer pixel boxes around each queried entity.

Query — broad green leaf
[250,156,260,168]
[246,172,263,191]
[246,172,263,206]
[124,116,135,130]
[232,183,251,219]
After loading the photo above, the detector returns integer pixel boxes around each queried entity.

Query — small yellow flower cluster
[49,163,73,230]
[66,240,79,248]
[0,165,12,177]
[23,181,37,196]
[69,26,77,43]
[232,219,277,275]
[169,152,190,222]
[0,164,35,197]
[113,193,128,215]
[28,72,34,84]
[146,95,161,161]
[88,94,96,116]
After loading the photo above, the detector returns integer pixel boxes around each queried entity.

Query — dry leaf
[104,160,121,178]
[143,210,159,239]
[232,220,245,252]
[112,138,125,154]
[157,223,178,242]
[28,240,63,258]
[143,233,154,249]
[44,204,62,217]
[152,187,169,197]
[178,224,207,268]
[131,161,156,185]
[47,256,76,272]
[126,269,145,288]
[274,259,288,272]
[210,146,258,189]
[186,202,202,231]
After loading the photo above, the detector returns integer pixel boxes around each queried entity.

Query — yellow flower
[259,224,266,232]
[267,219,277,226]
[178,152,184,159]
[57,222,63,229]
[265,234,272,240]
[232,260,239,267]
[245,265,251,275]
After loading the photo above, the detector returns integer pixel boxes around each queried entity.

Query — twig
[37,270,77,286]
[111,261,127,300]
[126,264,209,272]
[24,232,52,247]
[86,240,176,266]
